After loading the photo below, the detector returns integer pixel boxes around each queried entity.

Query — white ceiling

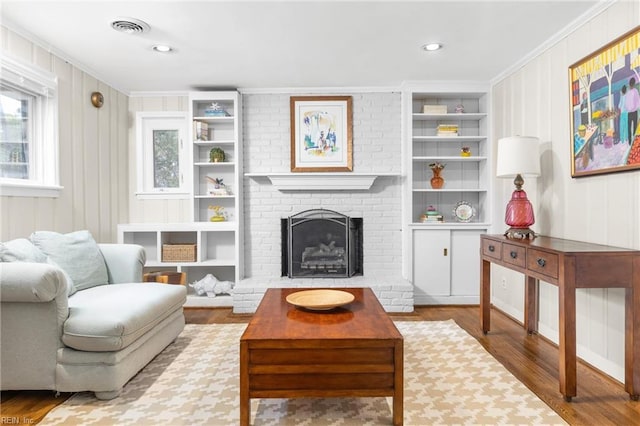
[1,0,605,94]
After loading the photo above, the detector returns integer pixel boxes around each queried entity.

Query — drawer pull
[510,251,518,259]
[488,245,495,252]
[537,258,546,267]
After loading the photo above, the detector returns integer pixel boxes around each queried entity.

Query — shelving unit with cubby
[402,82,492,305]
[118,91,243,308]
[118,222,240,307]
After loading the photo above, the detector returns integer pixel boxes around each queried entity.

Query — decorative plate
[453,201,475,222]
[286,289,355,311]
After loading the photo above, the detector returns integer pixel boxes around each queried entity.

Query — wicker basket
[162,244,197,262]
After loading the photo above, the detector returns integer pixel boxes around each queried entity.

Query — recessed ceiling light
[152,45,173,53]
[422,43,442,52]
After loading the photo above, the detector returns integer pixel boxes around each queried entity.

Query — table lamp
[496,136,540,239]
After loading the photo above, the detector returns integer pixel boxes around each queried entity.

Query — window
[0,53,60,197]
[135,112,188,198]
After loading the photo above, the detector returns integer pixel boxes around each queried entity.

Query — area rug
[40,321,566,425]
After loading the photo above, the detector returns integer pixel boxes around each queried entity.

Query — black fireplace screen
[281,209,362,278]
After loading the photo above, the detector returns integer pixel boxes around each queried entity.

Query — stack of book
[436,124,458,136]
[419,206,444,223]
[194,121,209,141]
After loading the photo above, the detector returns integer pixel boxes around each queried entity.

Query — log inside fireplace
[281,209,363,278]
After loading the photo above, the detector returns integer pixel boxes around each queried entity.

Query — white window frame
[0,53,61,198]
[135,111,189,199]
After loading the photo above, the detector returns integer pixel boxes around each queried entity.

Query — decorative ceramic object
[209,147,226,162]
[453,201,475,222]
[460,146,471,157]
[455,104,465,113]
[429,162,445,189]
[208,205,228,222]
[204,102,229,117]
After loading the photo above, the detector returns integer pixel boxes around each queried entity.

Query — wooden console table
[480,234,640,401]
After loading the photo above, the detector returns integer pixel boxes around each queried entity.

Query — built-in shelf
[408,222,491,229]
[245,172,400,191]
[185,294,232,308]
[412,113,487,121]
[412,156,487,162]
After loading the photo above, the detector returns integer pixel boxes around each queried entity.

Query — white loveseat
[0,231,186,399]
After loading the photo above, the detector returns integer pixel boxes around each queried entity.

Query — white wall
[242,92,403,279]
[0,26,129,243]
[127,94,191,223]
[490,1,640,382]
[125,91,404,279]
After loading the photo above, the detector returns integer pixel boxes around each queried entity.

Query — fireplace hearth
[281,209,363,278]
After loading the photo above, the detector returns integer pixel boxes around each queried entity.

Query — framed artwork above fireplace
[290,95,353,172]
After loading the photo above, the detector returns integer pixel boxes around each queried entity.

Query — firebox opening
[281,209,363,278]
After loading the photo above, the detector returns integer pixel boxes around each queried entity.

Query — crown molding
[129,91,190,97]
[490,0,618,85]
[238,86,400,95]
[1,19,130,95]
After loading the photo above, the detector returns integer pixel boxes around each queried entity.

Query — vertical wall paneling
[490,1,639,382]
[70,66,86,232]
[126,93,190,224]
[52,56,74,233]
[0,25,129,242]
[82,73,100,236]
[114,89,129,240]
[97,81,111,242]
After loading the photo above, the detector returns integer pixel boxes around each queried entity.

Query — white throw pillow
[30,230,108,292]
[0,238,47,263]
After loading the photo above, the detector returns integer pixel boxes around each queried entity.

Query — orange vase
[430,168,444,189]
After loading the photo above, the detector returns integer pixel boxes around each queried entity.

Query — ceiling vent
[110,17,150,35]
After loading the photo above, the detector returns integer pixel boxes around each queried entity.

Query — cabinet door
[412,230,451,302]
[450,230,484,296]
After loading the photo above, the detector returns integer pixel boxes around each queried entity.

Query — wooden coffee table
[239,287,403,425]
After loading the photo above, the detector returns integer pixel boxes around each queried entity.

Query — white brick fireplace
[234,91,413,313]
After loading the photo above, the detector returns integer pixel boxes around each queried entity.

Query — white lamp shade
[496,136,541,178]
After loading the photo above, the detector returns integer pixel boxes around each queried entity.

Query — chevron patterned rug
[40,321,566,425]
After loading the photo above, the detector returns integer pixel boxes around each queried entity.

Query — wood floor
[2,305,640,425]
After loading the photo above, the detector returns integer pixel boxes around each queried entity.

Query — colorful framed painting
[570,26,640,177]
[290,96,353,172]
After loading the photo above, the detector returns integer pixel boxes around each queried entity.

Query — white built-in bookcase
[402,82,491,305]
[119,91,242,307]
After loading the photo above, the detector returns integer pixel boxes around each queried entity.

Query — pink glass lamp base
[504,189,536,239]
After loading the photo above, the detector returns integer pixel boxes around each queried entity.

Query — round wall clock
[453,201,475,222]
[91,92,104,108]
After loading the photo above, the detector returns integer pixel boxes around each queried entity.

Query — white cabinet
[118,222,239,307]
[413,229,451,298]
[402,82,491,304]
[412,228,484,304]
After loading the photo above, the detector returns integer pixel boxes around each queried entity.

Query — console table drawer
[482,240,502,260]
[527,249,559,279]
[502,244,526,268]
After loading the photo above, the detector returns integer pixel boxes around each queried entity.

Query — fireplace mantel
[244,172,399,191]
